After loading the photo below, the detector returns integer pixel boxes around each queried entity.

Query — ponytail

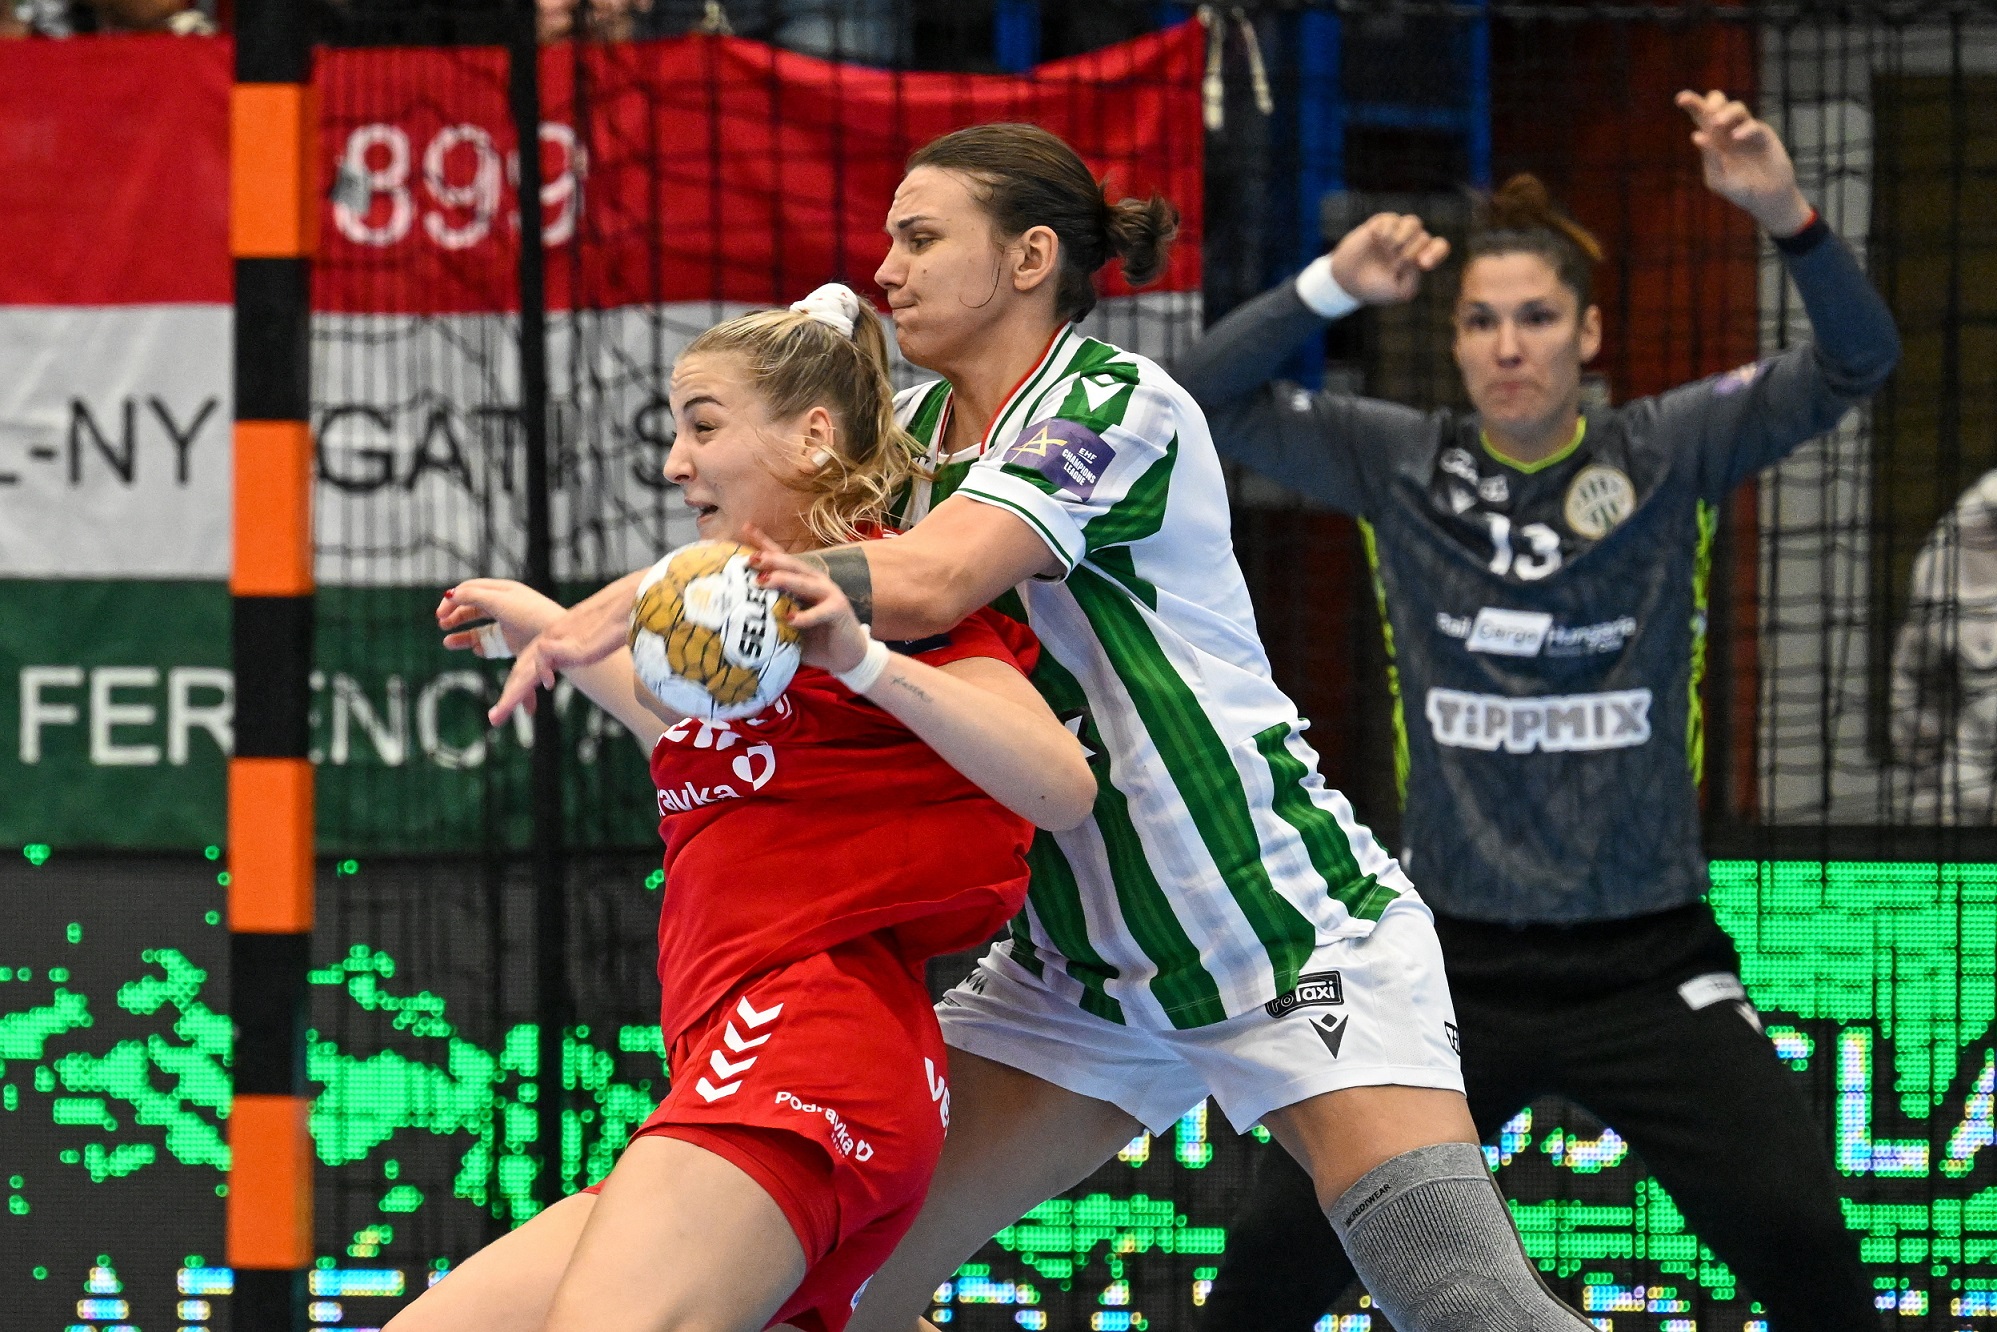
[1467,173,1603,306]
[1104,194,1179,289]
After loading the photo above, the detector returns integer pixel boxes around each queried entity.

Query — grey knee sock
[1325,1142,1593,1332]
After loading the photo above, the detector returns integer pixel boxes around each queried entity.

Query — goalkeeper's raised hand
[1675,88,1813,238]
[1326,211,1451,306]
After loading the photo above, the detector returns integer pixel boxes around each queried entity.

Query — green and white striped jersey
[894,324,1410,1030]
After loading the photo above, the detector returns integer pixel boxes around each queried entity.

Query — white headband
[789,282,864,338]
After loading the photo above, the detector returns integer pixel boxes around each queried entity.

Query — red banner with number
[315,25,1205,315]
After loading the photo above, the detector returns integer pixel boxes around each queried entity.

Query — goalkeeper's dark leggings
[1202,903,1876,1332]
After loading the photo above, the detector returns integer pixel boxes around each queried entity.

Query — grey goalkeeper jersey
[1172,223,1898,924]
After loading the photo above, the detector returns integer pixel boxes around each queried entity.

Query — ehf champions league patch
[1005,419,1116,500]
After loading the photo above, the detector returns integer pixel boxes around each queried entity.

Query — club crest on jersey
[1563,463,1636,540]
[1265,970,1344,1018]
[1005,418,1115,500]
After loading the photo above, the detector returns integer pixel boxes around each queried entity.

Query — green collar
[1480,417,1587,474]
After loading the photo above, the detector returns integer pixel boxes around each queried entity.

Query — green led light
[203,845,221,862]
[22,844,50,867]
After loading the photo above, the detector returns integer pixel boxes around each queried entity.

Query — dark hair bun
[1481,173,1604,264]
[1104,194,1180,288]
[1465,173,1604,305]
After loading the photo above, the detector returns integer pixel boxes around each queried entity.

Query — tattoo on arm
[885,672,932,705]
[803,546,875,628]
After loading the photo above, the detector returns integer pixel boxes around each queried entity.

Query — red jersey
[648,608,1039,1046]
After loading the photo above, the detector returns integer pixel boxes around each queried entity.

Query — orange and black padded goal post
[228,0,318,1326]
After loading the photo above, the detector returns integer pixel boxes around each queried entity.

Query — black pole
[506,0,571,1213]
[229,1,315,1328]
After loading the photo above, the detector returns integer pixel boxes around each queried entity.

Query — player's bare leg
[1263,1086,1595,1330]
[845,1049,1144,1332]
[1260,1083,1477,1205]
[384,1134,808,1332]
[382,1192,596,1332]
[543,1134,809,1332]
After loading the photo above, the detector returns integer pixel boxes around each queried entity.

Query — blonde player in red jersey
[387,285,1095,1332]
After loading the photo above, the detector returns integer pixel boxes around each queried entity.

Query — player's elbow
[1819,324,1901,400]
[1864,323,1903,393]
[1030,746,1099,832]
[888,564,987,640]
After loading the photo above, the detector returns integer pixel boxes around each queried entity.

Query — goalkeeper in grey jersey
[1174,91,1897,1332]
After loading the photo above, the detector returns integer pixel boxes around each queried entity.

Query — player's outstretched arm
[752,538,1095,832]
[1660,90,1898,487]
[1166,213,1442,514]
[489,567,648,726]
[796,496,1064,643]
[441,577,668,747]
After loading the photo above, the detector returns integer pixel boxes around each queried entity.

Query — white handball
[627,540,802,722]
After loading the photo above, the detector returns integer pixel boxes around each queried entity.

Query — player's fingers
[741,522,786,557]
[437,603,484,629]
[788,598,847,630]
[1710,102,1750,136]
[441,630,482,652]
[489,665,535,726]
[758,565,834,607]
[1415,235,1451,269]
[529,643,560,689]
[750,549,809,580]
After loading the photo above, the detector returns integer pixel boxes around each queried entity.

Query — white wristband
[833,633,892,695]
[475,623,514,659]
[1295,254,1362,321]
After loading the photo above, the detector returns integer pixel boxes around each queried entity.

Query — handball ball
[628,540,802,722]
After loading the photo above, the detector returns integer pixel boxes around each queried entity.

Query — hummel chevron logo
[695,1076,740,1102]
[710,1049,757,1081]
[736,996,784,1028]
[723,1021,770,1053]
[1312,1014,1349,1058]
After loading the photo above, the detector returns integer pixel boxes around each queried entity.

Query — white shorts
[936,895,1464,1135]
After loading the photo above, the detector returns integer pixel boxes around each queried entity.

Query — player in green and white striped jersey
[496,123,1597,1332]
[890,325,1412,1029]
[830,126,1596,1332]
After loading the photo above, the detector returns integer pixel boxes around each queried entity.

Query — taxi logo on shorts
[1265,970,1344,1018]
